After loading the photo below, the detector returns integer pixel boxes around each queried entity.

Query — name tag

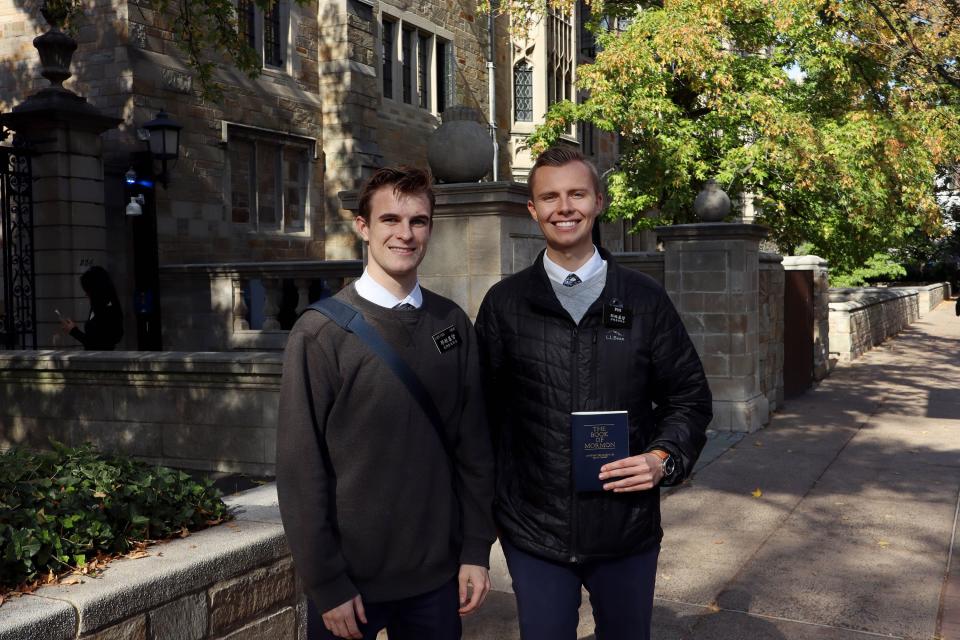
[431,326,462,354]
[603,301,632,328]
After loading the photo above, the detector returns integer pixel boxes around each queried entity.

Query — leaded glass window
[264,1,282,66]
[514,61,533,122]
[382,18,395,98]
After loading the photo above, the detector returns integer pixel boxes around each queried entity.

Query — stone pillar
[339,181,542,319]
[0,4,121,348]
[657,223,770,432]
[783,255,831,380]
[1,103,121,348]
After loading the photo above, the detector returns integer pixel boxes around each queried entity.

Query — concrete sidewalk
[465,302,960,640]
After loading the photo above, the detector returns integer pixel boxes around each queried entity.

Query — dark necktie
[393,302,416,310]
[562,273,582,287]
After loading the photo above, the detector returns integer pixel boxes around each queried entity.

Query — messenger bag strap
[305,297,454,460]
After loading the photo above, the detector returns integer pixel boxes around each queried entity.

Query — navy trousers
[307,578,462,640]
[501,538,659,640]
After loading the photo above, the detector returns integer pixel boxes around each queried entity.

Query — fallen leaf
[713,539,725,545]
[753,441,763,447]
[751,488,763,498]
[179,527,190,538]
[706,602,721,613]
[93,491,107,498]
[127,550,149,560]
[877,540,890,548]
[60,577,83,586]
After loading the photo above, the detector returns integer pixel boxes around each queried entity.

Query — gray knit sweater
[276,285,495,613]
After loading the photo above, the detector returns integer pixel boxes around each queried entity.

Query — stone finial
[34,1,78,91]
[693,179,731,222]
[427,106,494,183]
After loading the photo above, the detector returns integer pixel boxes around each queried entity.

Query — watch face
[662,456,676,477]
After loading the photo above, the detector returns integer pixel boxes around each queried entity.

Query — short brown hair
[527,146,602,198]
[357,166,436,221]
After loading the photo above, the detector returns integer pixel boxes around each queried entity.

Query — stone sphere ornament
[427,106,494,183]
[693,179,732,222]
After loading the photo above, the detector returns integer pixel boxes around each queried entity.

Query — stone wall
[0,485,306,640]
[613,252,665,285]
[759,253,784,413]
[0,0,328,264]
[891,282,951,315]
[828,288,920,363]
[0,351,282,476]
[320,0,493,258]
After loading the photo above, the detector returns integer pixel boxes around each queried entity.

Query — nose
[395,221,413,240]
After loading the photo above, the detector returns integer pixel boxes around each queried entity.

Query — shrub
[0,442,230,590]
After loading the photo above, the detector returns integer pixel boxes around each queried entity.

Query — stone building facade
[0,0,495,347]
[0,0,640,350]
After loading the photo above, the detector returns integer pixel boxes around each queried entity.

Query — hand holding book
[598,453,666,492]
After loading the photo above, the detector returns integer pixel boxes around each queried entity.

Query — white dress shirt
[354,269,423,309]
[542,246,606,286]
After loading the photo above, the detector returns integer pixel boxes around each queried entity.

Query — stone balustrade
[159,260,362,351]
[0,350,282,476]
[0,484,306,640]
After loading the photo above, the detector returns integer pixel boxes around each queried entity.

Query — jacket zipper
[569,325,579,563]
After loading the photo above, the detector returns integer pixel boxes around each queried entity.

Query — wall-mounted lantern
[140,110,182,188]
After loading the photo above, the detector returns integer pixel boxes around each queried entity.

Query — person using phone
[60,266,124,350]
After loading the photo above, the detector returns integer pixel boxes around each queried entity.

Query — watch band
[649,449,676,478]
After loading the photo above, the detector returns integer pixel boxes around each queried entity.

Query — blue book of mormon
[571,410,629,492]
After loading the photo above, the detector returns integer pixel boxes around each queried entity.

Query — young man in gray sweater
[277,166,496,640]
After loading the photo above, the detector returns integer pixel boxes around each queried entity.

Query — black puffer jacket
[476,249,712,563]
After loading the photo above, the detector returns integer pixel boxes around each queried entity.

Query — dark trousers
[501,538,659,640]
[307,578,462,640]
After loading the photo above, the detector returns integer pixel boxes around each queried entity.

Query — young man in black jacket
[476,147,712,640]
[277,166,496,640]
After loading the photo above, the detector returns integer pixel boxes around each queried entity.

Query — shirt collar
[354,270,423,309]
[542,246,605,286]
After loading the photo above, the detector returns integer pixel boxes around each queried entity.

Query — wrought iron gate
[0,143,36,350]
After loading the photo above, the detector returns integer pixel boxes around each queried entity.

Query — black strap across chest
[306,297,454,460]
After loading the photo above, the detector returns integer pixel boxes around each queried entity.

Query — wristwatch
[649,449,676,480]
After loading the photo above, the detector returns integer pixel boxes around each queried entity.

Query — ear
[594,191,604,215]
[354,215,370,241]
[527,200,539,222]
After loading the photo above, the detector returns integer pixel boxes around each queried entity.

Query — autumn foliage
[522,0,960,278]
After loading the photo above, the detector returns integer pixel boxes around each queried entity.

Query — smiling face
[354,186,432,296]
[527,160,603,270]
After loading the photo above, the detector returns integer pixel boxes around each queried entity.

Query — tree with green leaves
[519,0,960,281]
